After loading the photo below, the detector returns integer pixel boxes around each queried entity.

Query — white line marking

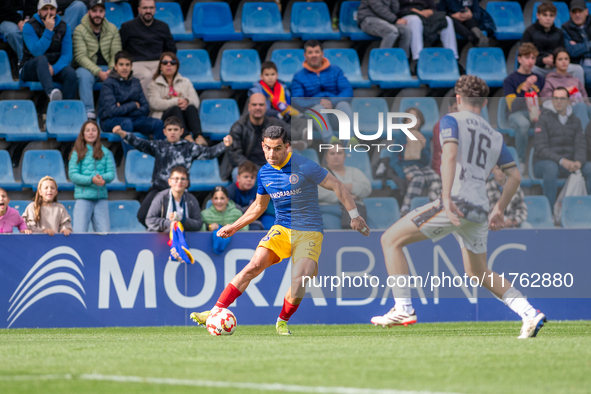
[0,374,464,394]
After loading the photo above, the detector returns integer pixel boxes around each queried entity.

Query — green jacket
[73,14,121,76]
[201,200,249,231]
[68,145,116,200]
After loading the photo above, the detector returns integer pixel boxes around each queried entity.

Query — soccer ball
[206,308,237,336]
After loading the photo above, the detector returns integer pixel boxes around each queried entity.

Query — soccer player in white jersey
[371,75,546,339]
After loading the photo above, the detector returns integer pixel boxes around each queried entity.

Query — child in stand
[68,120,115,233]
[0,188,30,234]
[22,176,73,236]
[249,61,298,122]
[202,186,248,253]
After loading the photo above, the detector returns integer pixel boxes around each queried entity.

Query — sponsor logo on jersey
[270,188,302,199]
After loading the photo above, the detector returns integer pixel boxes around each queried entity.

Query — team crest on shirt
[289,174,299,184]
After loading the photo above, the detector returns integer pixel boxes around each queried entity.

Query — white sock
[502,287,537,320]
[277,317,288,323]
[391,275,414,313]
[394,298,414,314]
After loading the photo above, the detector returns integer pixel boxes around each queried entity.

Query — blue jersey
[257,153,328,232]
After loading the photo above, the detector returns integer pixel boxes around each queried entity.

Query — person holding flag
[249,61,299,122]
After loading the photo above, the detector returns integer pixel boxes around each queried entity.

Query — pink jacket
[539,72,590,105]
[0,206,27,233]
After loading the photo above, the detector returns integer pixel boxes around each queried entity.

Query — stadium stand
[410,196,430,211]
[351,97,389,137]
[155,2,193,41]
[220,49,261,89]
[345,151,382,190]
[0,100,47,141]
[486,1,525,40]
[105,1,134,30]
[339,1,378,41]
[399,97,439,135]
[417,48,460,88]
[320,204,343,230]
[61,200,76,227]
[109,201,146,232]
[177,49,222,90]
[364,197,400,230]
[295,149,320,165]
[528,147,567,188]
[0,51,20,90]
[188,159,230,192]
[523,196,555,228]
[105,151,127,192]
[323,48,371,88]
[496,97,517,137]
[0,151,21,191]
[199,99,240,140]
[45,101,87,142]
[192,2,243,41]
[368,48,420,89]
[8,201,30,215]
[291,2,341,41]
[561,196,591,228]
[242,2,292,42]
[532,2,569,27]
[124,150,155,192]
[270,49,305,87]
[21,150,74,191]
[466,48,508,88]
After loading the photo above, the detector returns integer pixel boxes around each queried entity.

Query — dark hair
[212,185,229,198]
[405,107,425,130]
[115,50,133,64]
[164,116,183,129]
[69,120,104,163]
[304,40,322,50]
[454,75,489,107]
[518,42,539,58]
[169,166,189,178]
[537,2,557,15]
[238,160,258,176]
[552,47,569,66]
[260,61,277,73]
[262,125,288,144]
[153,51,179,81]
[0,187,7,196]
[553,86,570,97]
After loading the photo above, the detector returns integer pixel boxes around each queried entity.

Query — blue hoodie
[22,13,72,74]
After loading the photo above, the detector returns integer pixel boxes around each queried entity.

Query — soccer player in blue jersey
[190,125,370,335]
[371,76,546,339]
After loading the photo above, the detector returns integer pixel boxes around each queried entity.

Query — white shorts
[409,199,488,254]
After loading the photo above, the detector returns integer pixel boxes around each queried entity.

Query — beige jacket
[147,73,200,119]
[22,202,73,233]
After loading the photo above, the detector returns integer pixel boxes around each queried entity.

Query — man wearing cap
[120,0,176,95]
[563,0,591,92]
[73,0,121,119]
[20,0,78,101]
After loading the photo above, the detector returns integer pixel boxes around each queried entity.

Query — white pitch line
[0,374,464,394]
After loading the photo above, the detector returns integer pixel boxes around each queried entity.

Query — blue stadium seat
[345,150,381,189]
[399,97,439,135]
[561,196,591,228]
[0,50,20,90]
[291,2,341,40]
[368,48,420,89]
[20,81,63,92]
[242,2,292,41]
[0,151,21,191]
[192,2,243,41]
[364,197,400,229]
[418,48,460,88]
[188,159,230,192]
[351,98,388,138]
[60,200,76,227]
[486,2,525,40]
[8,201,30,216]
[410,196,430,211]
[199,99,240,140]
[105,150,127,191]
[496,97,516,137]
[46,100,87,141]
[109,201,145,232]
[466,48,507,88]
[220,49,261,89]
[504,146,532,187]
[528,147,566,188]
[155,2,193,41]
[177,49,221,90]
[0,100,47,141]
[124,150,154,192]
[271,49,305,87]
[105,2,134,29]
[294,148,320,164]
[532,2,569,27]
[21,150,74,191]
[322,212,342,229]
[323,48,371,88]
[339,1,379,40]
[523,196,554,228]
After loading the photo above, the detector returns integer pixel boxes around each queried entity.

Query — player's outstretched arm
[217,193,271,238]
[319,173,370,236]
[489,165,521,231]
[440,141,464,226]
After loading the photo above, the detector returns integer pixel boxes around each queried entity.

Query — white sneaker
[371,307,417,327]
[49,89,62,101]
[518,311,546,339]
[86,111,96,120]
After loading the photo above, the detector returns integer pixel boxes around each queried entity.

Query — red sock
[278,298,300,322]
[215,283,242,308]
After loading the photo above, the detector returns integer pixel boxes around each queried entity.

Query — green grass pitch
[1,321,590,394]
